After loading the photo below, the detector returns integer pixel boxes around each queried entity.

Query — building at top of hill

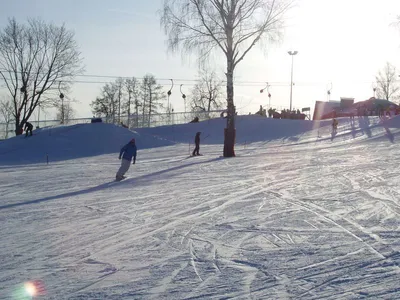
[313,97,399,120]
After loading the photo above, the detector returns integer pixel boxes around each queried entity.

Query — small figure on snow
[24,121,33,137]
[116,138,137,181]
[189,116,199,123]
[332,118,338,134]
[192,132,201,156]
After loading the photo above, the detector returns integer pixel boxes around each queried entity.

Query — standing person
[192,132,201,156]
[116,138,137,181]
[349,112,355,123]
[332,118,338,134]
[24,122,33,137]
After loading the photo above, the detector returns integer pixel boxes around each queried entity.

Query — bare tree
[55,100,75,124]
[375,62,400,102]
[141,74,165,127]
[190,67,224,112]
[161,0,293,156]
[0,97,13,138]
[124,77,141,128]
[115,77,125,124]
[91,96,111,118]
[91,82,118,122]
[0,18,83,135]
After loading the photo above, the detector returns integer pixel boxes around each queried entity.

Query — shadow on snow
[0,157,224,210]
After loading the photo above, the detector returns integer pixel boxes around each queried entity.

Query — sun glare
[24,282,37,297]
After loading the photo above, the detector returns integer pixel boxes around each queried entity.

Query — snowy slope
[0,123,176,165]
[1,115,400,299]
[134,115,334,145]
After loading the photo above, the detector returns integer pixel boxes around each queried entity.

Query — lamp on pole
[167,79,174,113]
[180,84,186,113]
[58,81,65,124]
[167,79,174,124]
[288,51,298,111]
[326,82,332,101]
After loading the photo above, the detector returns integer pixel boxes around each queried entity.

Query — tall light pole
[288,51,298,111]
[167,79,174,124]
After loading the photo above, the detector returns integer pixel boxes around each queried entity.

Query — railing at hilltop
[0,110,224,139]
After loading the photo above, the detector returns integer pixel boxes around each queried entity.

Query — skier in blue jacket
[116,138,137,181]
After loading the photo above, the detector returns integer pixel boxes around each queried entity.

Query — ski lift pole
[260,82,271,109]
[58,81,65,124]
[180,84,186,114]
[167,79,174,124]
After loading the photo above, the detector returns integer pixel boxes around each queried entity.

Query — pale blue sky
[1,0,400,119]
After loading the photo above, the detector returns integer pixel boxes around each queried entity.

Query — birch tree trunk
[224,54,236,157]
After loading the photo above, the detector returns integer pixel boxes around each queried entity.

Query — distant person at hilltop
[24,122,33,137]
[116,138,137,181]
[189,116,199,123]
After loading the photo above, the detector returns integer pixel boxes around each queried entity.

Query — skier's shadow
[119,156,224,186]
[350,118,357,138]
[358,116,372,138]
[330,131,337,141]
[384,126,395,143]
[0,181,117,210]
[0,157,224,210]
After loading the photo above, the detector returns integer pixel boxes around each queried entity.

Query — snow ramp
[135,115,333,145]
[0,123,175,165]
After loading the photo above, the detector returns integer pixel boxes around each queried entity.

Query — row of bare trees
[90,69,224,127]
[91,75,165,128]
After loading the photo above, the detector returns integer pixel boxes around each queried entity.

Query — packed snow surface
[0,115,399,299]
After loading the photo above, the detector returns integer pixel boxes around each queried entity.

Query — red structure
[313,97,398,120]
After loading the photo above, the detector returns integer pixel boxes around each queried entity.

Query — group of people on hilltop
[253,105,305,119]
[279,109,304,119]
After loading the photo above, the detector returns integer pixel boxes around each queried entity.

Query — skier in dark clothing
[332,118,338,134]
[24,122,33,137]
[192,132,201,156]
[116,138,137,181]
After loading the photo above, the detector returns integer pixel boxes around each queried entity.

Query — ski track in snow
[1,116,400,299]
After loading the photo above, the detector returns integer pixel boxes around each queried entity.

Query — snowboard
[115,176,127,182]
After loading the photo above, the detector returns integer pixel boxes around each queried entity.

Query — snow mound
[135,115,332,144]
[0,123,176,165]
[1,114,400,166]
